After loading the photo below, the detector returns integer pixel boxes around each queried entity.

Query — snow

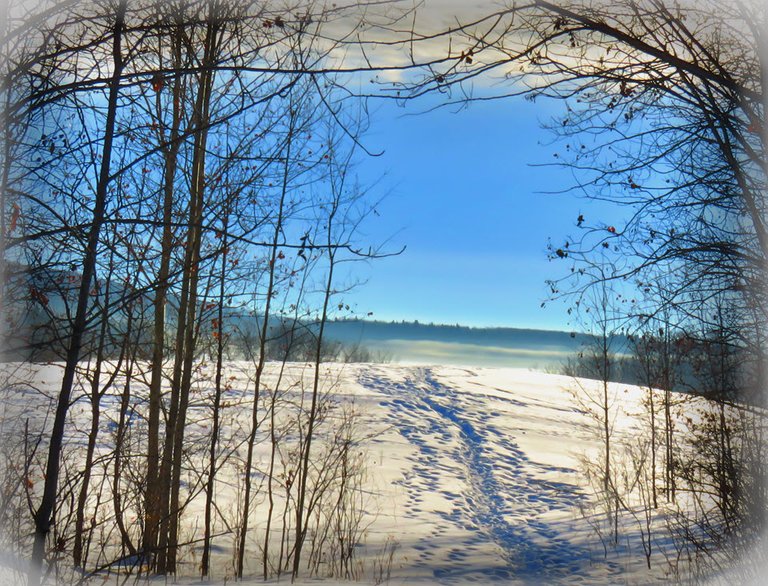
[0,361,755,584]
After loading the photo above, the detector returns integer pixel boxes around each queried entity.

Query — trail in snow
[359,365,612,583]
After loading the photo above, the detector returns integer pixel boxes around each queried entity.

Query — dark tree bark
[235,106,296,580]
[201,188,230,578]
[29,3,127,583]
[144,9,186,564]
[159,5,220,573]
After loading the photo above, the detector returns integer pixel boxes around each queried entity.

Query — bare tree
[28,3,128,583]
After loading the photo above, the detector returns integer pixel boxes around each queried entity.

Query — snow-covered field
[0,361,759,584]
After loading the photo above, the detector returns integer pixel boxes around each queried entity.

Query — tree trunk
[649,387,657,509]
[292,229,337,581]
[144,16,184,563]
[163,11,218,572]
[201,197,229,578]
[235,123,293,578]
[72,263,113,568]
[29,3,126,584]
[112,303,138,563]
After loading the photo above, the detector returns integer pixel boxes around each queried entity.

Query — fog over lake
[322,320,588,369]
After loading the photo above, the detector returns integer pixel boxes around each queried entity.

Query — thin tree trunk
[165,11,219,572]
[201,198,229,578]
[263,356,293,579]
[650,387,657,509]
[112,304,138,564]
[662,323,675,500]
[29,4,126,583]
[602,331,610,495]
[292,237,336,581]
[235,116,294,578]
[144,16,184,563]
[72,262,113,568]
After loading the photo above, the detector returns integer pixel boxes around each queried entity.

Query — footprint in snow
[359,366,607,581]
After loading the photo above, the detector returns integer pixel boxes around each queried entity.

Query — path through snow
[359,365,617,583]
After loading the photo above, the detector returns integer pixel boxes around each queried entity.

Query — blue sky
[340,92,622,331]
